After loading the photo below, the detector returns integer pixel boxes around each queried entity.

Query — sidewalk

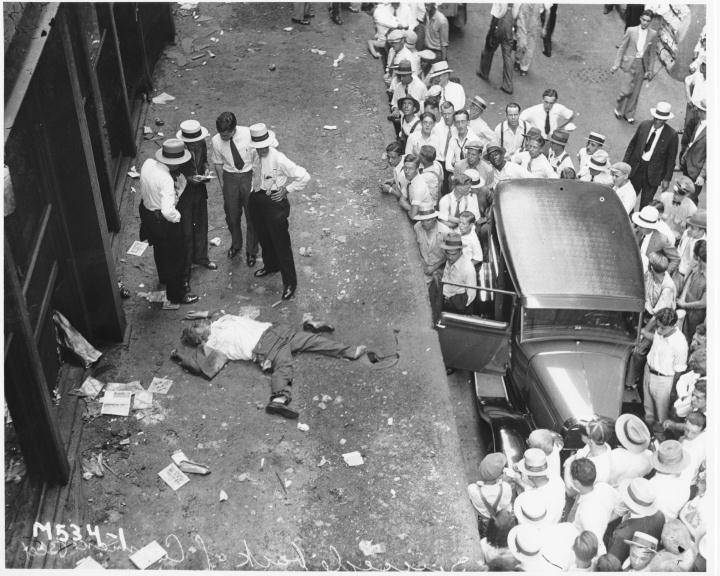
[22,3,481,570]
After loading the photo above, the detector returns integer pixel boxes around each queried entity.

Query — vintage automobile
[439,3,467,28]
[436,179,645,463]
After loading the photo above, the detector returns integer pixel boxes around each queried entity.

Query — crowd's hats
[620,478,658,516]
[610,161,632,175]
[651,101,674,120]
[478,452,506,482]
[586,132,606,145]
[398,96,420,112]
[508,525,544,565]
[470,95,488,110]
[394,60,413,75]
[540,533,573,571]
[155,138,191,165]
[524,126,543,140]
[623,531,658,551]
[176,119,210,142]
[588,149,610,172]
[483,144,506,160]
[405,30,417,46]
[652,440,690,474]
[463,168,485,189]
[413,206,439,221]
[465,140,484,150]
[615,414,651,453]
[549,129,570,146]
[687,209,707,229]
[249,123,278,148]
[387,29,405,42]
[427,84,442,97]
[513,492,548,525]
[517,448,549,477]
[427,60,453,79]
[631,205,662,230]
[675,175,695,194]
[418,49,437,61]
[440,231,464,251]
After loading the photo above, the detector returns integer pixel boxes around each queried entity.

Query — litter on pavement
[127,166,140,178]
[209,237,222,246]
[100,391,132,416]
[333,52,345,67]
[72,377,104,399]
[323,125,338,130]
[219,489,228,501]
[172,449,211,475]
[75,556,105,570]
[151,92,176,104]
[148,376,174,394]
[297,422,309,432]
[126,241,149,256]
[81,453,104,480]
[359,540,386,556]
[342,451,364,466]
[158,463,190,490]
[129,540,167,570]
[53,310,103,368]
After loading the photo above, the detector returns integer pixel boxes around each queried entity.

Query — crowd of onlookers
[373,2,709,571]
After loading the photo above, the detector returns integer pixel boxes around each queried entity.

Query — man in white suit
[611,9,658,124]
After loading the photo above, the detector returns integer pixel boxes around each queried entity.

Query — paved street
[12,2,698,571]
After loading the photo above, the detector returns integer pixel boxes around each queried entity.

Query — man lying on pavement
[171,311,367,419]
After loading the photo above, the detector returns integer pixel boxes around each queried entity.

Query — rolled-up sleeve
[281,157,310,193]
[160,183,181,223]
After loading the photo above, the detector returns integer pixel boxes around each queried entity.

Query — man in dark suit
[623,102,678,209]
[680,99,706,204]
[611,9,657,123]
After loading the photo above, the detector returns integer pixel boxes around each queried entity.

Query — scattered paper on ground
[129,540,167,570]
[106,381,144,392]
[333,52,345,67]
[171,450,189,466]
[359,540,386,556]
[74,377,104,399]
[145,291,167,303]
[297,422,309,432]
[127,166,140,178]
[151,92,176,104]
[132,390,153,410]
[148,377,174,394]
[219,489,228,501]
[127,241,149,256]
[158,463,190,490]
[100,391,132,416]
[323,125,337,130]
[342,451,364,466]
[75,556,104,569]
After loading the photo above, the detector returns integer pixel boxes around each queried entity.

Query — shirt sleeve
[279,155,310,193]
[439,19,449,47]
[160,179,181,223]
[210,137,223,166]
[651,285,676,314]
[672,338,689,373]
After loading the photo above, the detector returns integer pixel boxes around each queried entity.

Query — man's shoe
[246,253,257,267]
[179,293,199,305]
[625,117,635,124]
[291,17,310,25]
[254,267,277,278]
[227,247,240,259]
[205,260,218,270]
[182,280,191,294]
[303,318,335,333]
[613,108,623,119]
[347,345,367,360]
[500,86,513,95]
[331,14,343,24]
[282,285,297,300]
[476,70,489,81]
[265,394,299,419]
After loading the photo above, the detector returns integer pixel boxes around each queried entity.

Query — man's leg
[266,339,300,419]
[193,188,211,264]
[266,198,297,288]
[542,4,557,56]
[622,60,645,120]
[222,172,244,253]
[287,331,362,359]
[236,171,258,261]
[160,222,187,303]
[478,20,499,79]
[177,192,194,282]
[248,192,280,272]
[642,365,656,428]
[654,375,673,424]
[500,37,515,93]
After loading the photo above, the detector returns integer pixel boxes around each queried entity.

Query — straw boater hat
[507,525,546,567]
[623,531,658,551]
[588,149,610,172]
[549,129,570,146]
[386,29,405,43]
[651,101,674,120]
[440,231,464,251]
[483,144,506,161]
[176,119,210,142]
[413,206,439,221]
[418,49,437,62]
[470,95,488,110]
[586,132,606,146]
[631,205,662,230]
[426,60,453,80]
[464,168,485,189]
[155,138,191,165]
[652,440,690,474]
[517,448,549,478]
[687,209,707,229]
[513,491,548,525]
[427,84,442,98]
[398,96,420,112]
[249,123,278,148]
[478,452,506,483]
[615,414,651,453]
[620,478,658,516]
[394,59,413,75]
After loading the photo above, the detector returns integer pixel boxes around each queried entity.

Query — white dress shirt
[210,126,255,173]
[140,158,181,223]
[445,127,480,173]
[572,483,620,555]
[607,448,653,487]
[251,148,310,193]
[407,173,432,206]
[646,328,688,376]
[468,117,496,146]
[648,472,692,521]
[438,191,481,228]
[441,253,477,304]
[461,230,483,263]
[439,81,466,112]
[520,102,574,139]
[391,76,428,111]
[406,130,441,157]
[431,121,455,162]
[614,181,637,214]
[489,160,532,189]
[512,151,558,179]
[636,27,648,57]
[525,476,567,524]
[206,314,272,360]
[494,120,528,158]
[548,149,575,176]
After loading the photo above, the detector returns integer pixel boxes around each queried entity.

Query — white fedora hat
[249,123,278,148]
[631,205,662,230]
[176,119,210,142]
[620,478,658,516]
[426,60,453,80]
[513,491,549,525]
[155,138,191,165]
[650,101,674,120]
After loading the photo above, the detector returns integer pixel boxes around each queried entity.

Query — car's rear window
[522,308,638,341]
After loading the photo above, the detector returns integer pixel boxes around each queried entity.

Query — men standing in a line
[519,88,575,140]
[211,111,259,266]
[612,10,657,124]
[139,139,199,305]
[248,124,310,301]
[623,101,678,210]
[477,3,519,95]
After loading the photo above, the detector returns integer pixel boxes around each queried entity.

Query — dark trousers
[624,4,644,29]
[252,324,351,394]
[248,192,297,288]
[479,17,514,94]
[139,202,185,303]
[630,160,658,209]
[177,184,210,281]
[222,171,257,255]
[429,276,471,324]
[540,4,557,55]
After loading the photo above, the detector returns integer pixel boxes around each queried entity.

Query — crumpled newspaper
[359,540,386,556]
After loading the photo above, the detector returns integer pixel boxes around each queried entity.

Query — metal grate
[575,65,612,84]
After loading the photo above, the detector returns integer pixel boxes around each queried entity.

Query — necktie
[544,111,551,136]
[643,129,657,154]
[230,138,245,170]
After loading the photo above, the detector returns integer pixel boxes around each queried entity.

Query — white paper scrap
[297,422,309,432]
[106,381,144,392]
[171,450,189,466]
[158,463,190,491]
[127,241,149,256]
[148,377,174,394]
[129,540,167,570]
[151,92,176,104]
[76,377,104,399]
[283,26,293,31]
[323,125,337,130]
[132,390,153,410]
[100,391,132,416]
[75,556,105,569]
[342,451,364,466]
[219,489,228,501]
[332,52,345,67]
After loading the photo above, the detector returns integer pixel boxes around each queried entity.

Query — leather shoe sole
[282,285,297,300]
[254,268,277,278]
[176,293,199,305]
[291,17,310,25]
[613,108,623,119]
